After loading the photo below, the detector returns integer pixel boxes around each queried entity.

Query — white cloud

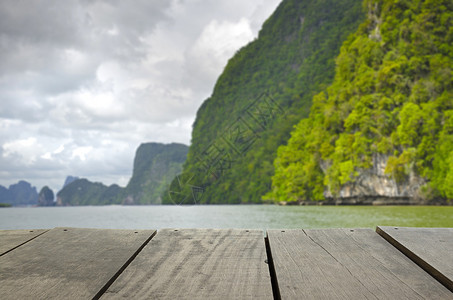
[3,137,39,165]
[0,0,282,193]
[71,146,93,161]
[189,18,254,77]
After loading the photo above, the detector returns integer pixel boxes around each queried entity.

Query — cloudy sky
[0,0,281,193]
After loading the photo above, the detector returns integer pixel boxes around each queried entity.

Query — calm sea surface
[0,205,452,230]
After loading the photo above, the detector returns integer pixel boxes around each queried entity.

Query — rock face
[323,154,429,204]
[38,186,55,206]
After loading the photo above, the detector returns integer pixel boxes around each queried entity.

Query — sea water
[0,205,452,230]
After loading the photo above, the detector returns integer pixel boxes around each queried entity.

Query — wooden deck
[0,227,451,299]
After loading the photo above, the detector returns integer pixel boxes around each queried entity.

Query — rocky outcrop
[323,154,434,204]
[38,186,55,206]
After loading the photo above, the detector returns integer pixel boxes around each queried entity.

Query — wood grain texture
[267,229,452,299]
[102,229,273,299]
[377,226,453,292]
[0,229,48,256]
[0,227,155,300]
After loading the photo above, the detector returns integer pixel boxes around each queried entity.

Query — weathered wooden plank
[267,229,452,299]
[102,229,273,299]
[0,227,155,300]
[0,229,48,256]
[377,226,453,292]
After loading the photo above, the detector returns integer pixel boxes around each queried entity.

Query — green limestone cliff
[268,0,453,203]
[169,0,365,204]
[122,143,188,204]
[57,143,188,205]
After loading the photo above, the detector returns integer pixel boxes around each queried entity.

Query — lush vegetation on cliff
[172,0,365,204]
[268,0,453,202]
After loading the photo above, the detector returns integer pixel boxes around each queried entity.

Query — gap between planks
[93,230,157,299]
[0,229,49,257]
[376,226,453,293]
[265,234,281,300]
[265,228,452,299]
[101,229,274,299]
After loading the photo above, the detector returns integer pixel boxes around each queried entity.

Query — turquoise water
[0,205,451,230]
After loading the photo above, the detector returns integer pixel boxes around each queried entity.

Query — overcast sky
[0,0,281,193]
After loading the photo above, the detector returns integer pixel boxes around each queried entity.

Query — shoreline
[278,196,451,206]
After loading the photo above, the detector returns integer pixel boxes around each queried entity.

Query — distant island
[0,181,39,207]
[56,143,188,205]
[1,143,188,206]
